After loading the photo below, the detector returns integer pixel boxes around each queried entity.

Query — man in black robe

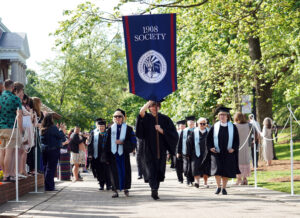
[104,109,136,198]
[175,120,186,183]
[176,116,195,186]
[207,106,240,195]
[136,100,179,200]
[87,118,111,190]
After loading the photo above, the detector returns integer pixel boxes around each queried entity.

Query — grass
[246,131,300,194]
[247,170,300,195]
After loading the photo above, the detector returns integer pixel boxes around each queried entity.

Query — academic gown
[104,125,136,191]
[177,130,194,183]
[87,130,111,188]
[207,124,240,178]
[136,112,178,189]
[186,130,211,177]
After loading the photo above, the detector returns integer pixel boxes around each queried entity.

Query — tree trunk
[248,36,273,126]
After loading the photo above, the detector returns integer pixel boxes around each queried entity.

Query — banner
[122,14,177,101]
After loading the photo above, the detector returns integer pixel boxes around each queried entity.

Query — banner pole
[30,127,43,194]
[155,103,160,159]
[254,128,257,189]
[9,122,26,203]
[290,112,294,196]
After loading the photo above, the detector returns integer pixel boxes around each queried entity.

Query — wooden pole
[155,103,160,159]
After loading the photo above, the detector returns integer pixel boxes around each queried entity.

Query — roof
[41,103,62,120]
[0,32,30,59]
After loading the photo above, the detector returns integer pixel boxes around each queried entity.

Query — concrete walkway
[0,156,299,218]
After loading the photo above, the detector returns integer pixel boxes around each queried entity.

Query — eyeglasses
[199,123,207,126]
[113,115,123,118]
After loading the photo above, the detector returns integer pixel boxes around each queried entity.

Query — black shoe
[99,187,104,191]
[151,190,160,200]
[195,183,199,188]
[106,186,111,191]
[124,190,129,197]
[222,188,227,195]
[112,192,119,198]
[137,176,143,180]
[215,187,221,195]
[178,180,183,184]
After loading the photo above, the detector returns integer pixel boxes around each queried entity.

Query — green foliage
[26,0,300,131]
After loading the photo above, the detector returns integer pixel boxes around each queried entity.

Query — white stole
[111,123,127,155]
[93,129,100,158]
[182,128,194,155]
[194,127,201,157]
[213,121,234,153]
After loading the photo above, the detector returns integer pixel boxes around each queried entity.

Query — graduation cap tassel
[155,103,160,159]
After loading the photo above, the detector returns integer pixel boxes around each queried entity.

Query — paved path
[1,156,300,218]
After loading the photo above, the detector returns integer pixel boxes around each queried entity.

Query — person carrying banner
[176,116,195,186]
[136,100,178,200]
[104,109,136,198]
[175,120,186,183]
[207,106,240,195]
[87,118,111,191]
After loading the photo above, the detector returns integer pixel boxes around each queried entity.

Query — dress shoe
[137,176,143,180]
[215,187,221,194]
[112,192,119,198]
[195,183,199,188]
[222,188,227,195]
[99,187,104,191]
[124,190,129,197]
[151,190,160,200]
[106,186,111,191]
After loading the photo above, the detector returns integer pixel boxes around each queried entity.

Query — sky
[0,0,142,73]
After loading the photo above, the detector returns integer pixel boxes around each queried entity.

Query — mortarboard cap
[115,108,126,116]
[176,120,186,125]
[185,116,196,121]
[95,118,106,125]
[215,106,231,115]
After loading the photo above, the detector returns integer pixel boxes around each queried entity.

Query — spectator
[0,80,23,182]
[261,117,274,166]
[40,113,66,191]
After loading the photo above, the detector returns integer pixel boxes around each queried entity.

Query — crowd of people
[0,78,278,200]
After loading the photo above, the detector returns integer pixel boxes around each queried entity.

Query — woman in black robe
[105,109,136,198]
[186,117,211,188]
[207,106,240,195]
[136,100,178,200]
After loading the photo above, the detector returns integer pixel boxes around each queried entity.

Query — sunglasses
[113,115,123,118]
[199,123,207,126]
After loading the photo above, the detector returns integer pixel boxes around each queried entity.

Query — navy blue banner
[122,14,177,101]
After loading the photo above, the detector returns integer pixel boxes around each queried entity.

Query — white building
[0,18,30,84]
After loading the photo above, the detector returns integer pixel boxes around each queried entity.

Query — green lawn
[248,170,300,195]
[246,131,300,194]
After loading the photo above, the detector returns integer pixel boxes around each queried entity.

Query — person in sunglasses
[206,106,240,195]
[186,117,211,188]
[136,100,178,200]
[104,109,136,198]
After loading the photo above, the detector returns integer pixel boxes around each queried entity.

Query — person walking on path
[87,118,111,190]
[136,100,178,200]
[234,112,252,185]
[207,106,240,195]
[104,109,136,198]
[261,117,274,166]
[186,117,211,188]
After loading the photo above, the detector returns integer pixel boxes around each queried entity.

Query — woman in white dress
[261,118,273,166]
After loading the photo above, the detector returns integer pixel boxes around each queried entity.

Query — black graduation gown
[136,112,178,183]
[176,130,194,182]
[104,125,135,191]
[186,130,211,177]
[87,130,111,187]
[207,124,240,178]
